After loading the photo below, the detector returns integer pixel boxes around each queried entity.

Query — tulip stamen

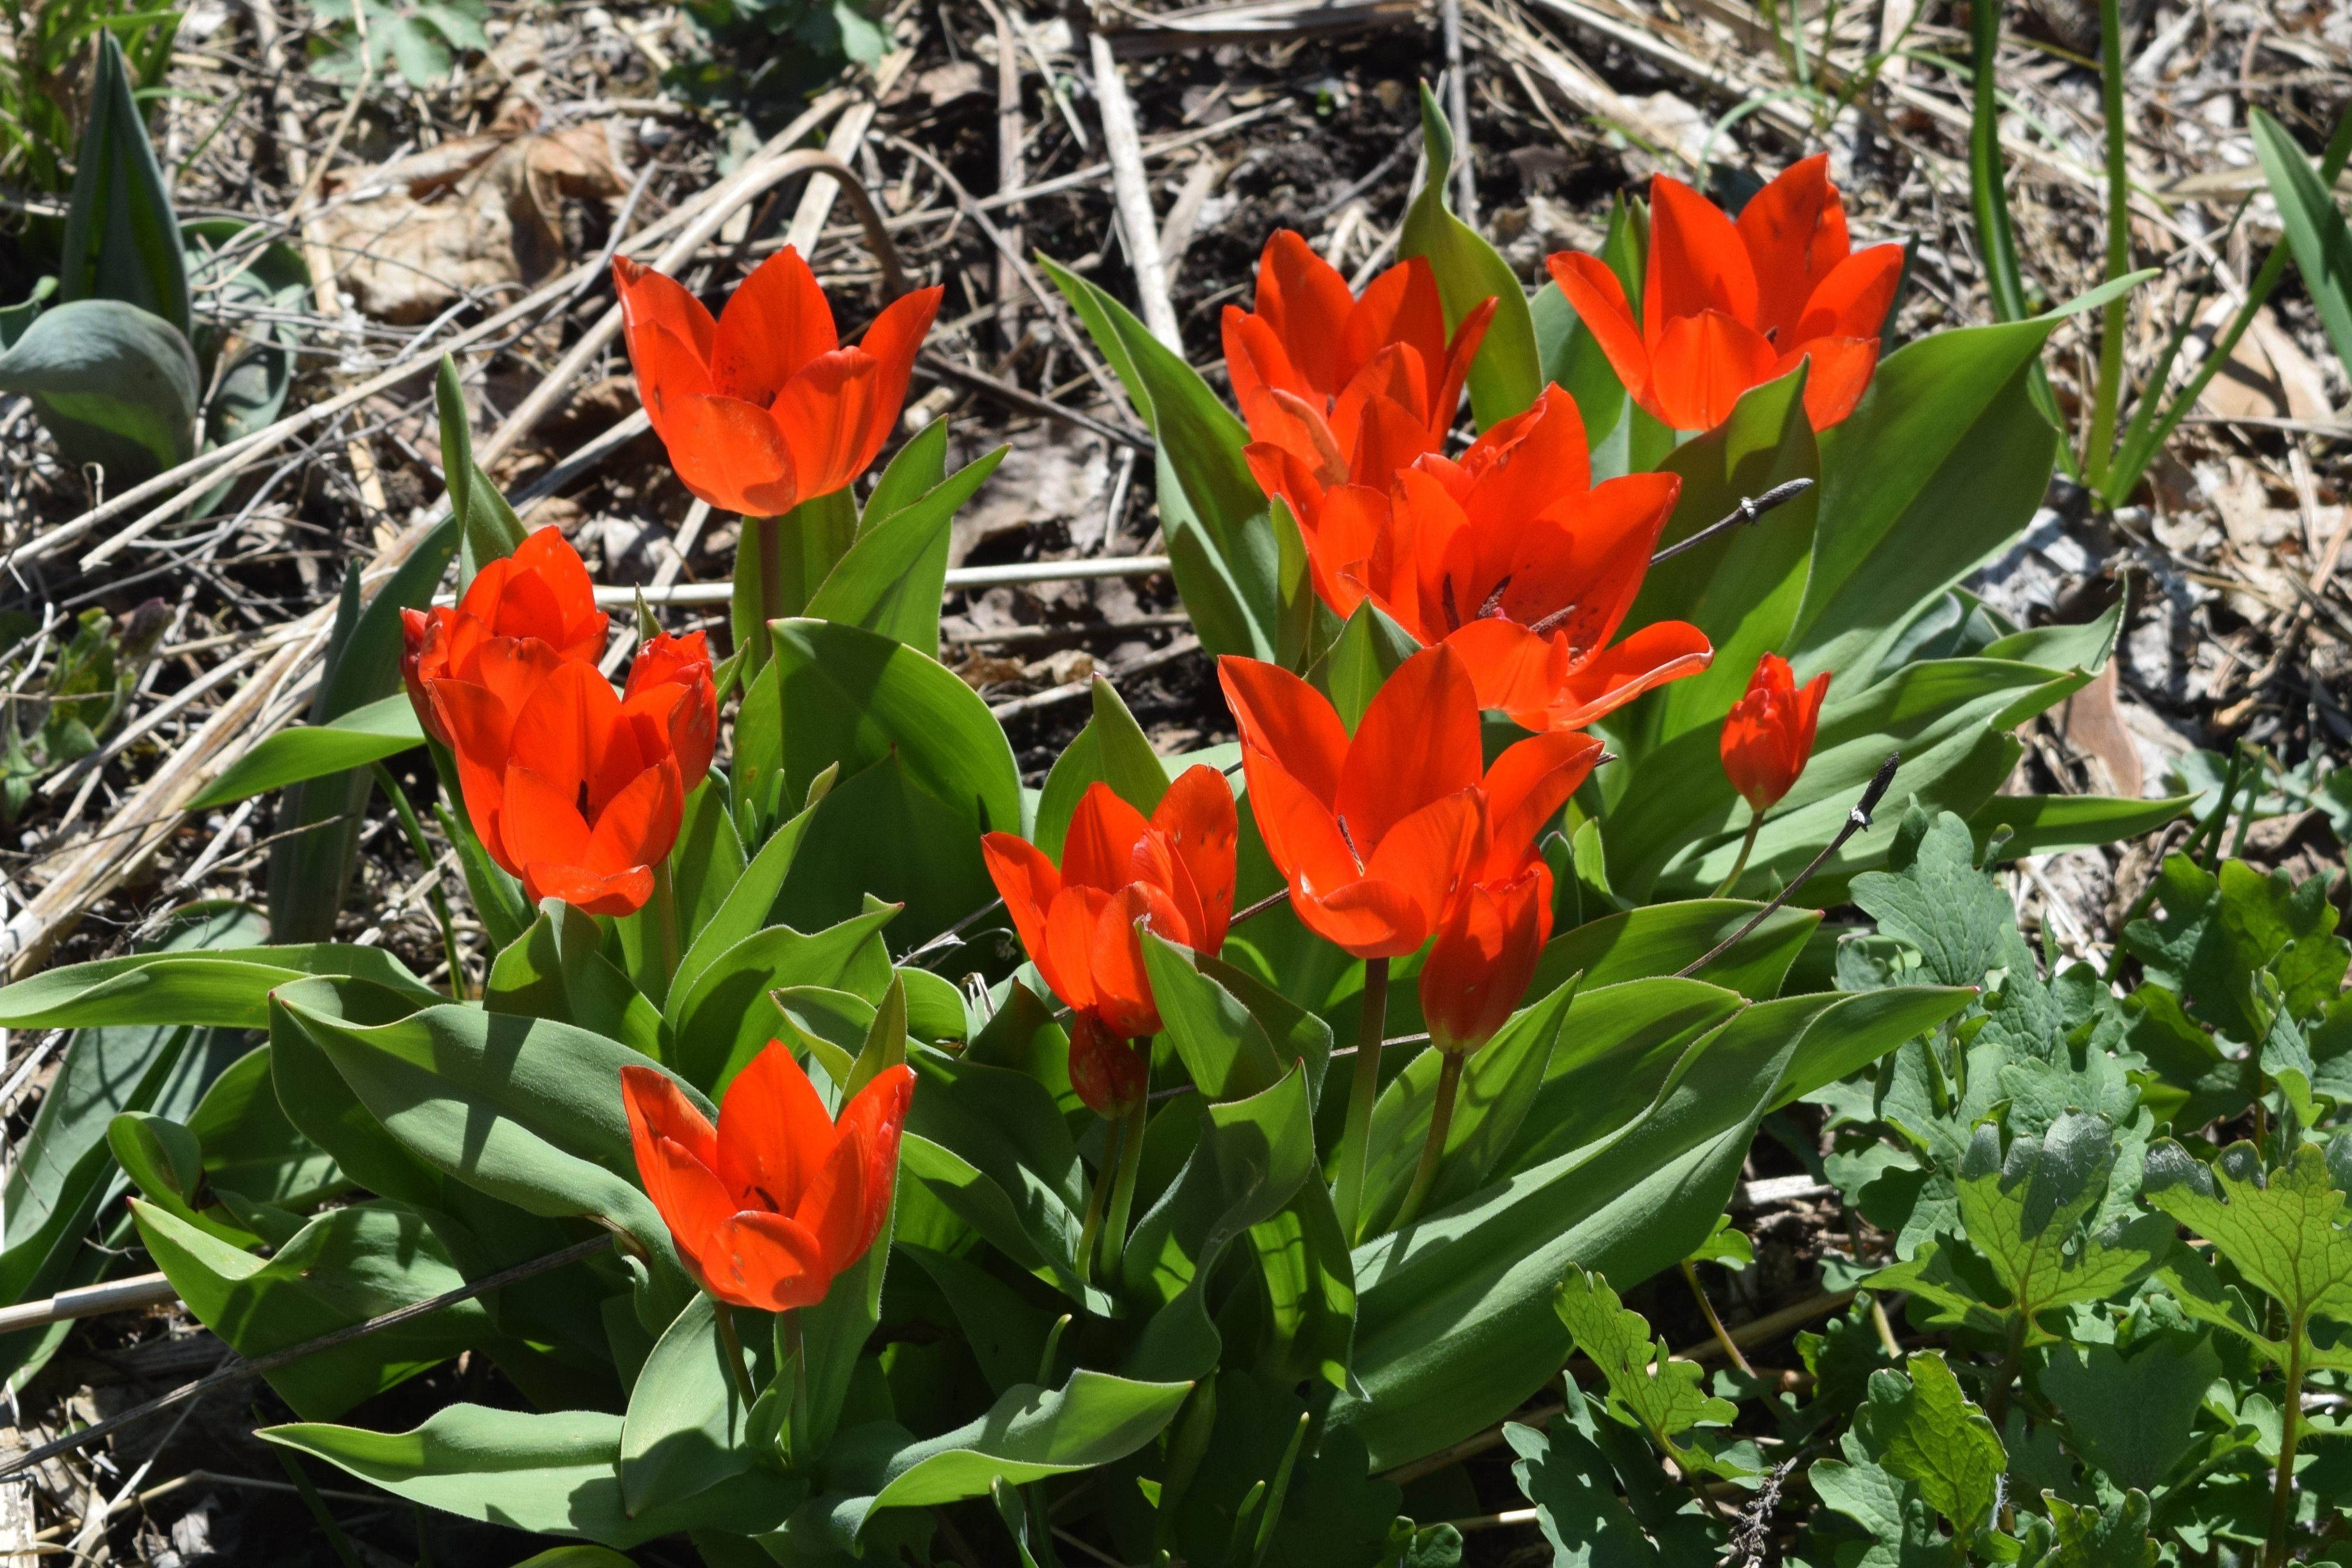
[1335,816,1365,871]
[1476,578,1512,620]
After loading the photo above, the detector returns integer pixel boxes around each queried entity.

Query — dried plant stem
[1394,1050,1464,1232]
[1333,957,1391,1241]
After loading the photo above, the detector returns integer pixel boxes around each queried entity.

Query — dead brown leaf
[315,107,630,323]
[2057,661,2144,799]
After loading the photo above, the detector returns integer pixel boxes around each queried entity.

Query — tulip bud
[1420,863,1553,1057]
[1068,1011,1147,1119]
[1720,653,1831,814]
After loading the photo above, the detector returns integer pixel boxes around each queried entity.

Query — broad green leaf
[185,1043,342,1207]
[132,1196,488,1419]
[1604,648,2096,902]
[770,616,1021,840]
[1852,807,2035,989]
[2040,1331,2220,1492]
[618,1293,751,1513]
[611,779,749,1006]
[1859,1352,2005,1540]
[60,34,191,338]
[262,1404,799,1548]
[188,694,423,808]
[183,219,309,455]
[1141,933,1287,1102]
[487,899,667,1062]
[275,990,701,1318]
[0,298,197,480]
[771,753,1002,952]
[2035,1489,2158,1568]
[903,1243,1052,1396]
[807,436,1006,653]
[2123,855,2349,1044]
[1247,1177,1356,1391]
[2142,1138,2352,1367]
[1498,977,1745,1174]
[1506,1419,1665,1568]
[667,898,896,1091]
[668,796,815,1006]
[1808,1453,1948,1568]
[1619,362,1818,757]
[2252,109,2352,378]
[1124,1068,1317,1381]
[1045,256,1278,660]
[1531,899,1820,1002]
[0,942,434,1031]
[1963,792,2194,861]
[1331,987,1801,1469]
[1034,678,1173,860]
[1553,1264,1736,1466]
[1360,979,1578,1236]
[1788,316,2064,680]
[1317,598,1420,733]
[1398,84,1540,427]
[109,1110,275,1248]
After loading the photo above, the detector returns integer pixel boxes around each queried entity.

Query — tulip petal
[982,832,1062,977]
[1044,886,1110,1015]
[1253,230,1358,398]
[1241,746,1369,910]
[1792,245,1904,345]
[769,349,886,502]
[522,862,654,917]
[1359,787,1483,931]
[508,661,623,817]
[1733,154,1851,345]
[1063,782,1153,894]
[792,1122,871,1277]
[1090,882,1176,1040]
[1420,863,1552,1056]
[836,1063,915,1253]
[620,1063,729,1287]
[849,284,943,455]
[1152,765,1239,953]
[1335,644,1483,856]
[1218,658,1349,807]
[586,757,684,871]
[508,526,605,655]
[1457,386,1592,543]
[1545,253,1650,405]
[1295,875,1430,960]
[711,1210,834,1312]
[1346,257,1451,394]
[661,394,802,518]
[715,1039,840,1218]
[1481,730,1603,878]
[1223,305,1298,421]
[501,762,594,872]
[1646,310,1779,434]
[1645,176,1760,346]
[1442,618,1567,721]
[1783,336,1883,430]
[1345,390,1439,493]
[710,245,838,404]
[1543,619,1715,729]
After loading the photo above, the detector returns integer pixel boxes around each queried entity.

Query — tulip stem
[655,858,682,983]
[1100,1097,1148,1281]
[783,1309,810,1467]
[1709,809,1763,900]
[757,514,786,630]
[1332,957,1390,1243]
[714,1299,757,1410]
[1392,1050,1463,1233]
[1075,1124,1114,1288]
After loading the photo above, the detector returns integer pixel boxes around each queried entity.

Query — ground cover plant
[0,0,2349,1563]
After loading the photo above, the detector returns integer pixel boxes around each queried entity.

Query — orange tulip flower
[1305,386,1712,732]
[428,633,717,917]
[1720,653,1830,814]
[1419,860,1553,1057]
[981,767,1239,1055]
[614,248,943,518]
[1227,231,1495,537]
[621,1045,915,1313]
[401,527,610,746]
[1546,156,1904,434]
[1218,644,1600,960]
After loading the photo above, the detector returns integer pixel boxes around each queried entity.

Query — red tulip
[1419,861,1553,1056]
[1720,653,1830,813]
[614,248,943,518]
[1546,156,1904,433]
[1067,1011,1150,1119]
[1218,644,1600,960]
[621,1045,914,1312]
[1308,386,1712,733]
[981,767,1240,1046]
[1228,232,1495,539]
[401,527,609,745]
[430,640,715,917]
[624,630,720,791]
